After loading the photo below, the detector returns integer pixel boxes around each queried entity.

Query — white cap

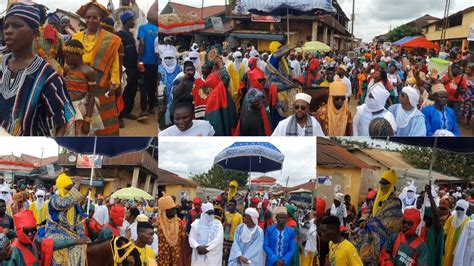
[201,202,214,213]
[295,93,312,104]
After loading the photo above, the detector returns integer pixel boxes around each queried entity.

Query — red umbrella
[401,37,439,49]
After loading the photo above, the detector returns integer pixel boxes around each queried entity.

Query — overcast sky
[2,1,469,42]
[159,137,316,186]
[0,137,60,158]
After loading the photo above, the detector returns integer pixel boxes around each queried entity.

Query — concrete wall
[165,185,197,202]
[316,167,363,210]
[424,10,474,42]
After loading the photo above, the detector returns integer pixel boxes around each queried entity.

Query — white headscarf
[188,51,201,70]
[35,190,46,210]
[0,185,12,206]
[241,208,259,243]
[365,84,390,112]
[249,48,259,58]
[396,86,420,128]
[199,202,215,225]
[233,51,243,71]
[453,200,469,229]
[162,50,177,74]
[406,184,417,200]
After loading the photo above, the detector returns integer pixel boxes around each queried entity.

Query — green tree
[190,166,250,190]
[386,25,423,42]
[400,146,474,179]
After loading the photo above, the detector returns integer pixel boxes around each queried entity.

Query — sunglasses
[163,57,174,60]
[37,195,44,198]
[190,57,198,60]
[23,228,37,235]
[1,192,8,194]
[235,56,242,59]
[294,105,306,111]
[257,79,266,83]
[407,190,414,193]
[379,180,390,185]
[455,207,465,212]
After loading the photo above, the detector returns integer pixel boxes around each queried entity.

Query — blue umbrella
[214,141,285,174]
[54,137,153,212]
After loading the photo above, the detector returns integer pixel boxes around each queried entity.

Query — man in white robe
[228,208,264,266]
[353,83,397,136]
[93,197,109,225]
[189,202,224,266]
[453,220,474,266]
[399,183,418,211]
[272,93,325,136]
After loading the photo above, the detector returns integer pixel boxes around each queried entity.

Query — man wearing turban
[352,170,403,265]
[380,208,429,265]
[97,204,126,241]
[29,190,48,226]
[315,80,353,136]
[156,196,182,266]
[189,202,224,266]
[228,207,264,266]
[443,199,470,266]
[226,51,246,114]
[44,173,88,266]
[182,197,203,265]
[7,210,87,266]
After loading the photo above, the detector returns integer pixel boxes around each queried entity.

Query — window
[448,13,463,28]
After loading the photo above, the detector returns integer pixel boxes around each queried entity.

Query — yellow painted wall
[316,167,363,210]
[165,185,196,202]
[424,10,474,41]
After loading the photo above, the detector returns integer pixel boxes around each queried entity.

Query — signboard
[317,175,332,186]
[76,154,103,169]
[46,164,56,177]
[251,14,281,23]
[210,17,225,32]
[468,24,474,41]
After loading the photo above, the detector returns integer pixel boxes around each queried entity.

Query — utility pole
[441,0,451,47]
[350,0,355,50]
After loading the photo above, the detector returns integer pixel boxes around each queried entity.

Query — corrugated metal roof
[357,149,413,169]
[167,2,225,19]
[158,168,197,187]
[317,138,371,169]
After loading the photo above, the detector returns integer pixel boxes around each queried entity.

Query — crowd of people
[0,0,158,136]
[0,171,472,265]
[156,37,473,137]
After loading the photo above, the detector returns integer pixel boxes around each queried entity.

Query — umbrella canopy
[55,137,152,157]
[158,14,206,35]
[235,0,336,16]
[214,142,285,173]
[298,41,331,53]
[401,36,439,49]
[111,187,153,200]
[393,36,419,46]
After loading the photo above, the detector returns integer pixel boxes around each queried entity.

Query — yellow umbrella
[301,41,331,53]
[111,187,153,200]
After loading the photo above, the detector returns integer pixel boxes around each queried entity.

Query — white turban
[249,49,259,58]
[245,207,259,226]
[233,51,242,58]
[295,93,312,105]
[0,185,12,206]
[35,189,46,210]
[201,202,214,213]
[366,84,390,112]
[334,193,344,202]
[402,86,420,108]
[453,200,469,229]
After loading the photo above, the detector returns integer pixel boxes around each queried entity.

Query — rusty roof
[158,168,197,187]
[166,2,225,19]
[21,154,58,167]
[284,179,317,192]
[356,148,413,169]
[317,138,371,169]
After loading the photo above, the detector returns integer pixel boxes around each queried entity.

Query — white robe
[352,104,397,136]
[453,220,474,266]
[189,219,224,266]
[272,116,325,137]
[228,224,264,266]
[93,204,109,225]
